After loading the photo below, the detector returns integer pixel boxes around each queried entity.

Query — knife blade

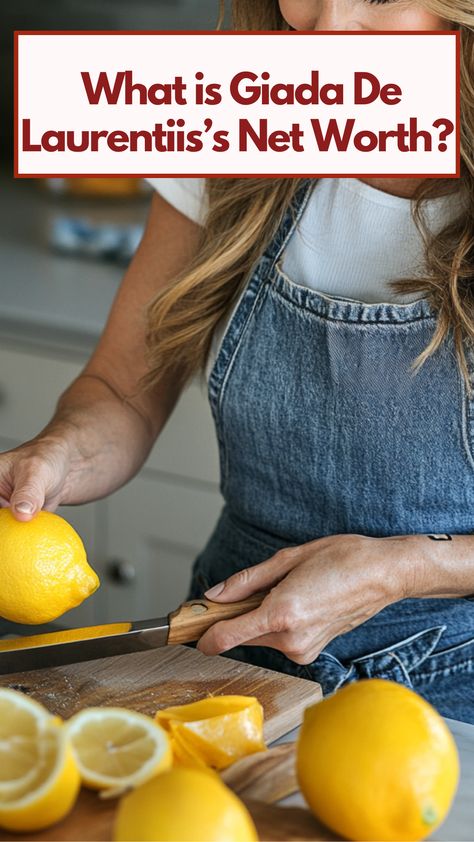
[0,592,266,674]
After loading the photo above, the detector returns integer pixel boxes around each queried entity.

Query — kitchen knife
[0,593,266,674]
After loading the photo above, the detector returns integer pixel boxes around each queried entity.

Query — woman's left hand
[196,533,422,664]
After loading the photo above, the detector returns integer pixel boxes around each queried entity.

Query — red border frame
[14,30,461,180]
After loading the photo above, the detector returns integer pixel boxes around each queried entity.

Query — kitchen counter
[0,173,149,353]
[431,718,474,841]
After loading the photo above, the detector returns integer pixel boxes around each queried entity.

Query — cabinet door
[146,381,220,485]
[102,475,223,621]
[0,346,83,442]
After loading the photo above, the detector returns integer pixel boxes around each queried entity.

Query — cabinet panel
[101,541,199,622]
[0,435,18,454]
[0,346,83,442]
[103,475,223,620]
[145,381,220,486]
[0,346,220,487]
[107,473,222,551]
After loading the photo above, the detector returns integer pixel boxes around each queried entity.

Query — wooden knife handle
[167,592,267,645]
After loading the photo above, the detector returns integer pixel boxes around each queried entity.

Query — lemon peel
[114,766,258,842]
[0,509,99,624]
[156,695,266,770]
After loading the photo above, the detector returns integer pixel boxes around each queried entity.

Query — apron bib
[188,179,474,723]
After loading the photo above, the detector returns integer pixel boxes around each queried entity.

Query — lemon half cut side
[0,688,54,797]
[66,707,172,792]
[0,720,80,833]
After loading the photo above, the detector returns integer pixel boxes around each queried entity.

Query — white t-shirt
[147,177,466,378]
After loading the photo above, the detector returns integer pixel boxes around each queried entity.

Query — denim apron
[188,178,474,724]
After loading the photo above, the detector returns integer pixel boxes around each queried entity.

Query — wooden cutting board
[0,645,320,742]
[0,645,325,841]
[0,789,338,842]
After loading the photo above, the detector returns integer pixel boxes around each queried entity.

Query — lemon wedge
[156,695,266,770]
[66,707,172,793]
[0,711,80,833]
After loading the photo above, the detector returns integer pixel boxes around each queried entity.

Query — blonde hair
[145,0,474,389]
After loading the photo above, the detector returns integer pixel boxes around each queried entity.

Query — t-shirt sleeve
[146,178,208,225]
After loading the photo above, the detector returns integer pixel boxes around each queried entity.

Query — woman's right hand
[0,436,74,521]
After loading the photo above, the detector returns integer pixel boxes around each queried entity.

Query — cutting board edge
[263,686,321,743]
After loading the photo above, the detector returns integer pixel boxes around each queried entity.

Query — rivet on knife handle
[167,592,267,645]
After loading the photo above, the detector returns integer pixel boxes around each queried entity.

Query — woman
[2,0,474,721]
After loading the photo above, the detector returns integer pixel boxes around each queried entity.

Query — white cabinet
[147,381,220,484]
[0,347,83,443]
[102,475,222,620]
[0,341,222,628]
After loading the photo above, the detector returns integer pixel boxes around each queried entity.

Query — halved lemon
[66,707,172,793]
[0,719,80,833]
[0,688,54,798]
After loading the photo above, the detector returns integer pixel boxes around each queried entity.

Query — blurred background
[0,1,229,634]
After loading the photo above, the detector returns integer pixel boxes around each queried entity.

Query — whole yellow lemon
[0,509,99,624]
[114,767,258,842]
[297,679,459,842]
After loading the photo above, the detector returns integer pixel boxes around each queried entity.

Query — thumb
[9,465,46,522]
[204,550,295,603]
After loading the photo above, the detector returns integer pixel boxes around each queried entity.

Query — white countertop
[432,718,474,841]
[274,718,474,841]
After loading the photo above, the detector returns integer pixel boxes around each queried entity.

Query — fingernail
[15,501,34,514]
[205,582,225,599]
